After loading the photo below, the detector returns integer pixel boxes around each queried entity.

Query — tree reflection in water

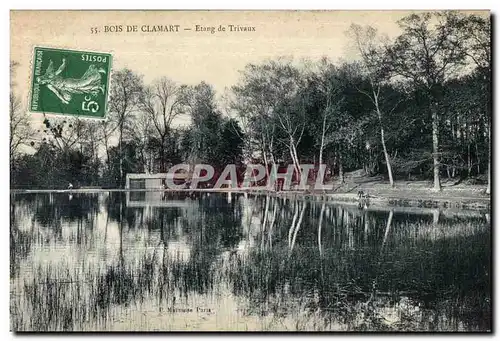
[10,192,490,331]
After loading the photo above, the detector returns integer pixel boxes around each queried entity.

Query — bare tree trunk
[431,110,441,191]
[119,196,124,265]
[381,210,393,252]
[318,202,325,257]
[290,202,307,254]
[269,152,276,174]
[288,201,299,246]
[319,112,327,166]
[476,141,481,175]
[467,143,472,177]
[289,137,302,179]
[289,147,296,172]
[338,154,344,184]
[380,124,394,187]
[319,140,324,167]
[262,148,271,189]
[261,195,270,250]
[262,195,270,229]
[292,145,301,175]
[119,120,124,188]
[268,198,278,249]
[364,211,369,246]
[374,94,394,187]
[269,151,279,191]
[103,133,110,169]
[160,136,166,173]
[140,149,147,173]
[433,209,440,226]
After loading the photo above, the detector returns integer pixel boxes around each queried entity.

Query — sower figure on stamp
[36,58,106,104]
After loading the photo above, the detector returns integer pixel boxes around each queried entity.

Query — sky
[10,10,488,130]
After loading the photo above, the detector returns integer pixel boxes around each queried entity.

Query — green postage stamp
[30,47,112,119]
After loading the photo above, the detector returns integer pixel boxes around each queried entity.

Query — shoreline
[10,186,490,212]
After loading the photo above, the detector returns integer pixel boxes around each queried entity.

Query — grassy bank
[257,179,490,211]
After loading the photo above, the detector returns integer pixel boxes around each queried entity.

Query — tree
[231,59,306,180]
[139,77,188,173]
[306,58,345,167]
[102,141,142,188]
[347,24,397,187]
[386,12,468,191]
[10,62,34,161]
[97,118,117,171]
[308,61,371,183]
[457,14,491,193]
[387,12,465,191]
[131,110,155,173]
[457,14,490,71]
[34,118,101,187]
[40,117,88,153]
[9,12,490,193]
[231,64,279,179]
[108,69,144,187]
[268,60,306,177]
[220,118,245,166]
[184,82,225,168]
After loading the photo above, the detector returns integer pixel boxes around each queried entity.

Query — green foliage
[101,142,142,188]
[11,143,100,189]
[184,82,245,170]
[220,119,245,166]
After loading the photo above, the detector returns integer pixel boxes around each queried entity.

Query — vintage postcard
[10,10,491,332]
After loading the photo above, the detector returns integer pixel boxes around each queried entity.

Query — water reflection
[10,192,491,331]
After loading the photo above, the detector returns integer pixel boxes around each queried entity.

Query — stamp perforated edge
[26,44,114,122]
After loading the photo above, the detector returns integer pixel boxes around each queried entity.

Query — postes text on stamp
[30,47,112,119]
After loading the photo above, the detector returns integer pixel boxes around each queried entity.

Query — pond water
[10,192,491,332]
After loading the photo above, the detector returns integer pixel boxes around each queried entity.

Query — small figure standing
[357,190,369,209]
[68,183,73,190]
